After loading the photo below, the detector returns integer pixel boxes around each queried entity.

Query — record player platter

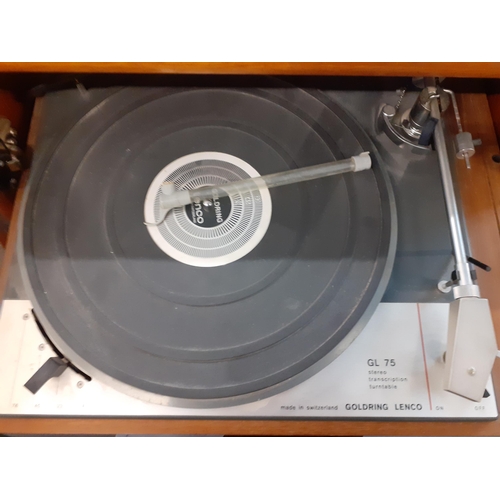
[18,85,396,405]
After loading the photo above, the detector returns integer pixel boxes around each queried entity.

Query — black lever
[467,256,491,272]
[444,255,491,289]
[23,310,91,394]
[24,357,68,394]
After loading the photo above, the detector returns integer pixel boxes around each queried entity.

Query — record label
[185,189,232,228]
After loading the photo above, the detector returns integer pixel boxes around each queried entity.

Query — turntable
[0,77,499,428]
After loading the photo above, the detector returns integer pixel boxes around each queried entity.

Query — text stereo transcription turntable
[0,77,498,421]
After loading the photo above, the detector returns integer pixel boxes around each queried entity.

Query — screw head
[382,104,396,118]
[77,381,84,389]
[202,199,213,207]
[38,344,45,351]
[23,313,30,320]
[468,367,476,376]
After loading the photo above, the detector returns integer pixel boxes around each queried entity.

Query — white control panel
[0,301,496,419]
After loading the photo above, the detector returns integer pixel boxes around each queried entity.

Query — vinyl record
[19,84,396,405]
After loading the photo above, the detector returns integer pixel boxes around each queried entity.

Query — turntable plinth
[1,81,500,435]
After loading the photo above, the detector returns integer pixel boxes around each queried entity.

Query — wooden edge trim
[2,62,500,79]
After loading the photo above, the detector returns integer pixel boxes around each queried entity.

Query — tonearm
[382,78,498,402]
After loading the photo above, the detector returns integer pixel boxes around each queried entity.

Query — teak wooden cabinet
[1,62,500,435]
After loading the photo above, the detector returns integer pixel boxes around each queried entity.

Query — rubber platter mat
[19,84,396,405]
